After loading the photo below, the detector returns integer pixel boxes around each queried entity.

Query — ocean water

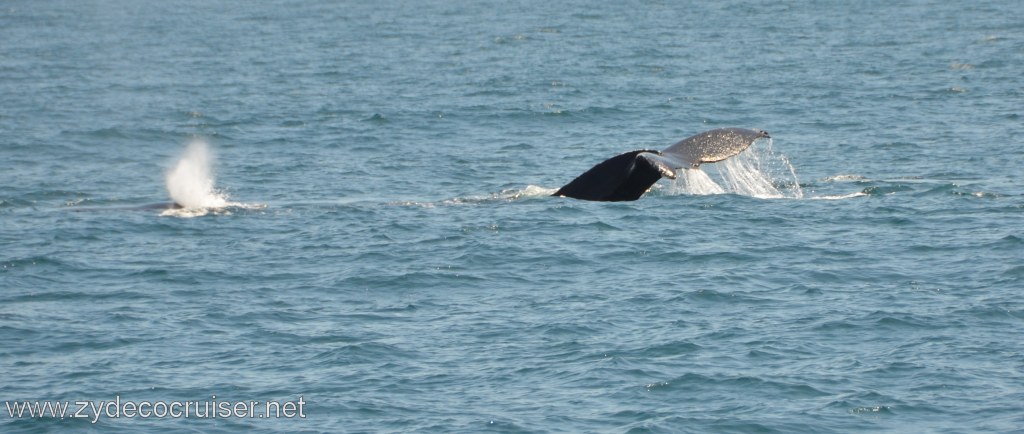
[2,0,1023,432]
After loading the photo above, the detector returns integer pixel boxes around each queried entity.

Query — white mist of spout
[165,140,228,209]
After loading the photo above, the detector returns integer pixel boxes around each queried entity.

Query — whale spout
[553,128,769,201]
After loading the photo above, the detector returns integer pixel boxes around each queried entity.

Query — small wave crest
[393,185,557,207]
[159,202,266,218]
[811,192,869,200]
[474,185,557,202]
[443,184,557,205]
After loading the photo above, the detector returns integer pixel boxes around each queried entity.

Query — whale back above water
[553,128,769,201]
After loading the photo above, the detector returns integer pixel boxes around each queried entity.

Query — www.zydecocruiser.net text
[5,395,306,424]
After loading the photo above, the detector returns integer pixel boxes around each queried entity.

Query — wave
[391,185,557,208]
[159,202,266,218]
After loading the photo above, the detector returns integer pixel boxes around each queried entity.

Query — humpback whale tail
[553,128,769,201]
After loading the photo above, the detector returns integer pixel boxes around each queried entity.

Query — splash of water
[717,151,786,198]
[667,138,803,199]
[164,140,228,215]
[680,168,725,195]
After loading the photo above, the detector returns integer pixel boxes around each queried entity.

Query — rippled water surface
[2,1,1023,432]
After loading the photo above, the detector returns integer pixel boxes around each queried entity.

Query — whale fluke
[553,128,769,201]
[551,149,665,201]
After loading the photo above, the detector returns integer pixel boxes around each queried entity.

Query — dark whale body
[553,128,769,201]
[71,202,184,213]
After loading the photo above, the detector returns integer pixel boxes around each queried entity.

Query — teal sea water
[2,1,1023,432]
